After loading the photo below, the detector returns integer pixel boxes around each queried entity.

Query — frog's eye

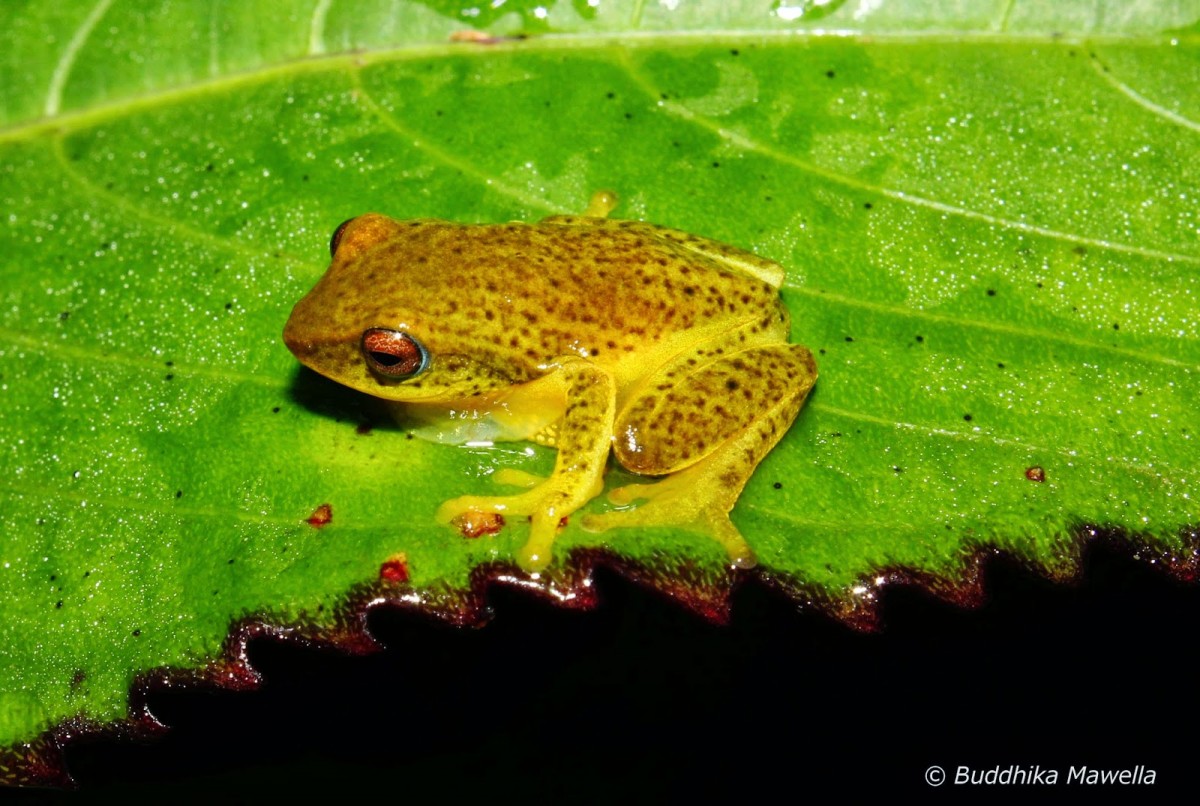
[330,218,356,257]
[361,328,428,379]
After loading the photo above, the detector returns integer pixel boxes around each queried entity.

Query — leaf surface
[1,0,1198,786]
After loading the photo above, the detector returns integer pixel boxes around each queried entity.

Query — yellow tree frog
[283,194,817,572]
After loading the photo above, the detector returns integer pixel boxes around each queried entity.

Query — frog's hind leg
[641,225,786,288]
[593,467,758,568]
[583,343,817,568]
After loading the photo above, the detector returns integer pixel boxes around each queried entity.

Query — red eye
[360,328,428,379]
[330,218,356,257]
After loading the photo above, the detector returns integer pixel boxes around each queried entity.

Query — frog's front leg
[436,359,616,572]
[583,343,817,569]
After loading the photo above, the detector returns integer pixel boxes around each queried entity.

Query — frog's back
[539,215,787,289]
[416,217,778,317]
[350,217,787,377]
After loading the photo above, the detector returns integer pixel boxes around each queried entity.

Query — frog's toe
[580,510,620,533]
[583,502,757,570]
[516,519,558,572]
[436,495,505,523]
[493,468,546,489]
[605,482,653,506]
[713,517,757,569]
[435,497,467,523]
[606,473,687,506]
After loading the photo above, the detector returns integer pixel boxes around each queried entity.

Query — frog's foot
[581,474,757,569]
[436,474,604,572]
[439,358,617,574]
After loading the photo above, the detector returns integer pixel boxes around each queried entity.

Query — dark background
[15,541,1198,803]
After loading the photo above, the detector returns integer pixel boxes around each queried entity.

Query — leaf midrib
[3,29,1190,144]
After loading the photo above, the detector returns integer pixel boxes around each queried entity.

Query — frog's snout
[281,315,307,358]
[282,306,322,365]
[282,332,311,362]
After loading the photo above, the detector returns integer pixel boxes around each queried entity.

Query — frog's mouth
[361,353,518,402]
[283,335,362,384]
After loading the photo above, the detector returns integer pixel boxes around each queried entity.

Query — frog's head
[283,214,517,403]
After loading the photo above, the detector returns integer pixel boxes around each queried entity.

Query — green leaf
[2,0,1198,786]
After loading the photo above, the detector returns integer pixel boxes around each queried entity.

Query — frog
[283,193,817,573]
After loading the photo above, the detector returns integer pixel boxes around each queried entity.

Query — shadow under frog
[283,193,817,572]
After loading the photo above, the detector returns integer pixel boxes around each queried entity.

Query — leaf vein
[789,285,1200,372]
[630,0,647,28]
[1088,49,1200,134]
[45,0,116,117]
[809,401,1182,484]
[0,479,315,528]
[350,69,568,214]
[998,0,1017,32]
[309,0,333,56]
[0,326,288,390]
[48,137,318,270]
[617,50,1200,266]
